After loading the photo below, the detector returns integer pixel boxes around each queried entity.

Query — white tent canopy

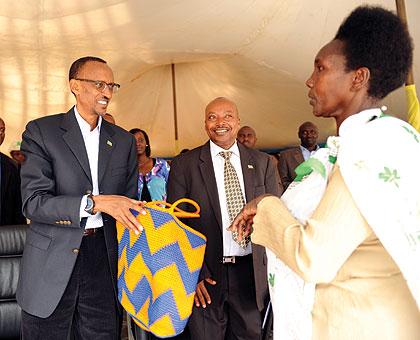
[1,0,419,156]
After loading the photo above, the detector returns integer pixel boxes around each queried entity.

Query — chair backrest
[0,224,27,339]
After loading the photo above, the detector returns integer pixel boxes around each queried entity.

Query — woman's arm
[252,167,372,283]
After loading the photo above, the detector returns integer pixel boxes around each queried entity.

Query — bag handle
[144,198,200,218]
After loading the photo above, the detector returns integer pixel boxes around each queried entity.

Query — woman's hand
[227,194,272,240]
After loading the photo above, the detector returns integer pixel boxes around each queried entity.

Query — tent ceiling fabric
[0,0,418,156]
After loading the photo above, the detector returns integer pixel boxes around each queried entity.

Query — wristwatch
[84,194,95,215]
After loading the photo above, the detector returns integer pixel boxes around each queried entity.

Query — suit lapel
[293,148,304,165]
[239,144,255,202]
[61,108,92,184]
[199,142,223,231]
[98,122,115,186]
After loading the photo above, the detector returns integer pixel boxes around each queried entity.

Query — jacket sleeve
[12,167,27,224]
[166,155,212,281]
[277,151,292,190]
[265,154,283,196]
[20,120,82,227]
[125,135,139,200]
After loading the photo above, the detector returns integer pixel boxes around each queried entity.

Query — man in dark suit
[167,97,282,340]
[277,121,319,189]
[0,117,26,225]
[17,56,144,339]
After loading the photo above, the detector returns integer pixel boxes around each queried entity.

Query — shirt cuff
[79,195,91,220]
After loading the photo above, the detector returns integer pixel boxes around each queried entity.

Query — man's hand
[194,278,217,308]
[92,195,145,234]
[227,194,272,240]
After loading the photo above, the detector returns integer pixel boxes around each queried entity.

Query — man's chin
[95,111,107,117]
[211,137,235,149]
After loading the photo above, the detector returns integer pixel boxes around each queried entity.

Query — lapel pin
[107,140,113,147]
[248,164,254,169]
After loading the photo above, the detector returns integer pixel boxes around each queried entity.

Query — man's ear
[69,79,80,96]
[351,67,370,91]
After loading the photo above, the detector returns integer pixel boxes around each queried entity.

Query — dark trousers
[188,254,262,340]
[21,229,120,340]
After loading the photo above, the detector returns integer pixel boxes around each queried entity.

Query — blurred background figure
[9,141,25,166]
[129,128,170,203]
[103,112,116,125]
[179,148,190,155]
[278,121,319,189]
[0,117,26,225]
[237,125,257,148]
[405,84,420,133]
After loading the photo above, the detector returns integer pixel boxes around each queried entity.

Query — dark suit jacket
[167,141,282,311]
[16,108,138,318]
[0,153,26,225]
[277,147,304,190]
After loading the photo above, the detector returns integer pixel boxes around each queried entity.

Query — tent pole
[395,0,414,85]
[171,63,179,155]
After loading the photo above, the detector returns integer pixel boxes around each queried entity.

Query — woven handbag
[117,198,206,338]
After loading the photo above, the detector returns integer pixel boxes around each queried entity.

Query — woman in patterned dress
[229,6,420,340]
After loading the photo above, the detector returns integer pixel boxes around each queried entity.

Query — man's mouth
[214,127,230,135]
[98,99,108,106]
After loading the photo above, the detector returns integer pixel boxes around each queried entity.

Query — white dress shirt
[210,140,252,256]
[300,145,320,161]
[75,106,104,229]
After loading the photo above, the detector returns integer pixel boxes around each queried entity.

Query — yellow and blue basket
[117,199,206,338]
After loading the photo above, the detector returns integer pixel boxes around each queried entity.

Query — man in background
[278,121,319,190]
[0,117,26,225]
[103,112,116,125]
[9,140,25,166]
[237,125,257,148]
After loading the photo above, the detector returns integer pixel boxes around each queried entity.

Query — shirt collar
[339,108,382,137]
[209,140,240,159]
[300,145,319,153]
[74,105,102,135]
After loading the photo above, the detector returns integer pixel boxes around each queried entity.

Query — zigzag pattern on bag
[117,205,206,337]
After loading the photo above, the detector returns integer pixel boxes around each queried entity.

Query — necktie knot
[219,151,232,161]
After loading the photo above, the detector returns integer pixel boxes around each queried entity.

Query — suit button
[72,248,79,254]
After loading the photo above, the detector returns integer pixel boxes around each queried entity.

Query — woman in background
[129,128,170,340]
[129,128,170,203]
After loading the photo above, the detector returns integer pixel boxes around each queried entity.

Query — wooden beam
[396,0,414,85]
[171,63,179,153]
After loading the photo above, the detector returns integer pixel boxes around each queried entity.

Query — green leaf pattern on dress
[268,273,275,288]
[402,126,419,143]
[378,167,400,188]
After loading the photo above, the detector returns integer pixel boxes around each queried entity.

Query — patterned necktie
[219,151,250,249]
